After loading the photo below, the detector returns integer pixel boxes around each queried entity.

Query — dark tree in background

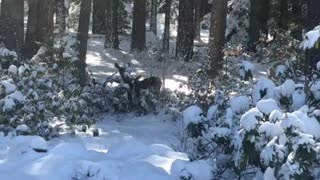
[194,0,202,41]
[92,0,107,34]
[176,0,194,62]
[290,0,302,39]
[207,0,228,78]
[150,0,157,35]
[131,0,146,52]
[105,0,119,49]
[306,0,320,70]
[0,0,24,52]
[162,0,172,55]
[24,0,54,59]
[55,0,66,38]
[77,0,91,86]
[248,0,259,52]
[279,0,288,30]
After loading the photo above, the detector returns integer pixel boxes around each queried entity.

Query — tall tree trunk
[306,0,320,70]
[248,0,259,52]
[150,0,157,35]
[207,0,228,78]
[55,0,66,38]
[24,0,39,59]
[77,0,91,86]
[105,0,119,49]
[131,0,146,52]
[162,0,171,54]
[92,0,107,34]
[176,0,194,62]
[291,0,302,39]
[194,0,202,41]
[279,0,288,30]
[0,0,24,52]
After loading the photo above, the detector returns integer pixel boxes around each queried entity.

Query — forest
[0,0,320,179]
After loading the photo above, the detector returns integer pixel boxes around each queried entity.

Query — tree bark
[77,0,91,86]
[105,0,119,49]
[176,0,194,62]
[92,0,107,34]
[248,0,259,52]
[207,0,228,78]
[55,0,66,37]
[194,0,202,41]
[162,0,171,54]
[131,0,146,52]
[0,0,24,52]
[279,0,288,30]
[150,0,157,35]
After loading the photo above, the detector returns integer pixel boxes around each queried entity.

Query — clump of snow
[0,47,17,57]
[8,91,25,103]
[310,80,320,100]
[16,124,30,133]
[269,110,283,122]
[275,65,287,79]
[252,77,276,104]
[256,99,280,115]
[230,95,250,114]
[259,122,283,137]
[0,80,16,94]
[311,109,320,117]
[240,108,263,131]
[183,105,205,126]
[30,136,48,152]
[291,84,306,111]
[8,65,17,75]
[210,127,231,138]
[300,29,320,50]
[280,79,296,97]
[3,97,15,111]
[239,60,254,80]
[18,66,26,76]
[264,167,277,180]
[171,159,212,180]
[207,105,218,119]
[280,113,304,131]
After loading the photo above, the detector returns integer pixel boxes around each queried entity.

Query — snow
[0,47,17,57]
[170,159,212,180]
[207,105,218,119]
[264,167,276,180]
[16,124,30,132]
[259,122,283,137]
[310,80,320,100]
[275,65,287,78]
[317,61,320,70]
[280,79,295,97]
[0,80,17,94]
[30,136,48,151]
[300,29,320,50]
[18,66,26,76]
[280,113,304,131]
[252,77,276,104]
[269,109,283,122]
[256,98,280,115]
[183,105,205,126]
[291,84,306,111]
[9,91,25,103]
[240,108,263,131]
[230,95,250,114]
[8,65,17,75]
[3,97,15,111]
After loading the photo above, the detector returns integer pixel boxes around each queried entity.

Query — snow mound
[269,110,283,122]
[252,77,275,104]
[240,108,263,131]
[300,29,320,50]
[8,65,17,75]
[183,105,205,126]
[230,96,250,114]
[259,122,283,137]
[171,159,212,180]
[256,98,280,115]
[280,79,295,97]
[0,80,16,94]
[207,105,218,119]
[16,124,30,133]
[30,136,48,152]
[310,80,320,100]
[291,84,306,111]
[3,97,15,111]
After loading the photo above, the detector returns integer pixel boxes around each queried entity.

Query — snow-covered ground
[0,113,190,180]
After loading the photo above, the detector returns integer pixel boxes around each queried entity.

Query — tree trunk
[279,0,288,30]
[291,0,302,39]
[176,0,194,62]
[306,0,320,70]
[248,0,259,52]
[194,0,202,41]
[150,0,157,35]
[207,0,228,78]
[131,0,146,52]
[24,0,39,59]
[92,0,107,34]
[55,0,66,38]
[0,0,24,52]
[105,0,119,49]
[162,0,171,54]
[77,0,91,86]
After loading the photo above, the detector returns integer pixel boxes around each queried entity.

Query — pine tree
[24,0,54,59]
[176,0,194,62]
[55,0,66,38]
[279,0,288,30]
[105,0,119,49]
[162,0,172,55]
[150,0,157,35]
[131,0,146,52]
[92,0,107,34]
[207,0,228,78]
[77,0,91,86]
[0,0,24,52]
